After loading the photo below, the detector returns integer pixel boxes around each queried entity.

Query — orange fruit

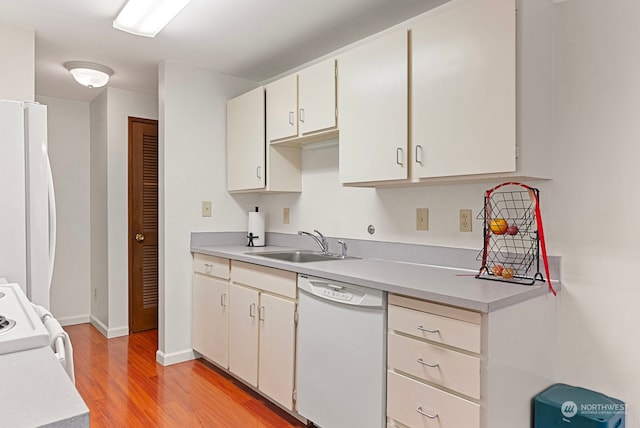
[502,268,515,279]
[489,218,508,235]
[491,265,504,276]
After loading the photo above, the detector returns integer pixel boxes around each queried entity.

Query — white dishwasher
[296,274,386,428]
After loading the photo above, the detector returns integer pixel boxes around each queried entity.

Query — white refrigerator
[0,100,56,309]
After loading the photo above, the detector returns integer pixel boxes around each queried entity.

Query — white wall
[90,92,109,327]
[88,87,158,336]
[106,87,158,337]
[158,61,257,364]
[0,23,34,101]
[259,143,490,248]
[36,95,91,325]
[549,0,640,423]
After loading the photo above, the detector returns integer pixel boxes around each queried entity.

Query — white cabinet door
[227,87,266,191]
[338,29,408,184]
[258,293,296,411]
[411,0,516,179]
[298,59,336,135]
[266,74,298,141]
[228,284,260,387]
[192,274,229,368]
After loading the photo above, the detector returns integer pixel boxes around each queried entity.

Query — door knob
[135,233,145,242]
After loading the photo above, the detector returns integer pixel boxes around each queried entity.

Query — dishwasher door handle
[310,280,344,291]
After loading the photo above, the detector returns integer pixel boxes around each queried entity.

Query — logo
[561,401,578,418]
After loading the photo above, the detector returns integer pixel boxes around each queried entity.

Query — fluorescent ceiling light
[113,0,192,38]
[64,61,114,88]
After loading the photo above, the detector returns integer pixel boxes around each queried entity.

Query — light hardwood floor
[66,324,306,427]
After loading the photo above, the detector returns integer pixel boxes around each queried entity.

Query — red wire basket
[476,182,556,295]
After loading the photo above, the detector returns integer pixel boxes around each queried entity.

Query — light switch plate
[416,208,429,231]
[283,208,290,224]
[202,201,212,217]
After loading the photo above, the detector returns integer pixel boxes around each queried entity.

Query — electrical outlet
[416,208,429,231]
[460,209,472,232]
[201,201,212,217]
[283,208,290,224]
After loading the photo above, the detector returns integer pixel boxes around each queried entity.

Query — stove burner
[0,315,16,335]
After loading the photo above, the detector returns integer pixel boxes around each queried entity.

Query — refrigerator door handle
[46,154,57,289]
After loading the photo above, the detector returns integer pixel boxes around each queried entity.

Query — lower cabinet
[227,282,298,409]
[387,293,556,428]
[257,293,296,409]
[228,283,260,384]
[192,255,230,369]
[192,275,229,368]
[225,260,298,411]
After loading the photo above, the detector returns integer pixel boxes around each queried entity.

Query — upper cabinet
[267,58,338,145]
[411,0,516,180]
[298,60,337,135]
[227,87,302,193]
[226,0,551,192]
[227,87,265,192]
[266,74,298,141]
[338,30,409,185]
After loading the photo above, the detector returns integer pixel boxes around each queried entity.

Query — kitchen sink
[248,250,358,263]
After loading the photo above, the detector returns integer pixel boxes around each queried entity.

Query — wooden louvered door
[128,117,159,333]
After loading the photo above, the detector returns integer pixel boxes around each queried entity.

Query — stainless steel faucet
[337,240,348,258]
[298,229,328,253]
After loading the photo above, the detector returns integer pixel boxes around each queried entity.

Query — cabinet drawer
[231,261,297,299]
[388,332,480,399]
[193,253,230,279]
[387,371,479,428]
[388,304,480,353]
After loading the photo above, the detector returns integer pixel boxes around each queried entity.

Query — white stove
[0,283,50,355]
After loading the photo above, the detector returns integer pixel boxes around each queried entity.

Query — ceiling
[0,0,446,102]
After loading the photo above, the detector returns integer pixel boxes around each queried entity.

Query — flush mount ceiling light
[113,0,192,38]
[64,61,114,88]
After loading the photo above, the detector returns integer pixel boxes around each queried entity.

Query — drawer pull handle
[417,325,440,334]
[416,406,438,419]
[417,358,439,368]
[204,263,213,267]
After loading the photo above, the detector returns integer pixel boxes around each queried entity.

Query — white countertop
[0,346,89,428]
[191,245,559,313]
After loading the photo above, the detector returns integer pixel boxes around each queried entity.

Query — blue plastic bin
[534,383,625,428]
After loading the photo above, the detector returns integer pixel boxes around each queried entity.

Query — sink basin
[248,250,358,263]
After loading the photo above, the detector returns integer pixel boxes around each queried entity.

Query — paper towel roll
[247,211,265,247]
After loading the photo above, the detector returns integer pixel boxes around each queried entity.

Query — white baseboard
[58,314,90,326]
[156,349,195,366]
[90,316,108,336]
[90,316,129,338]
[107,326,129,339]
